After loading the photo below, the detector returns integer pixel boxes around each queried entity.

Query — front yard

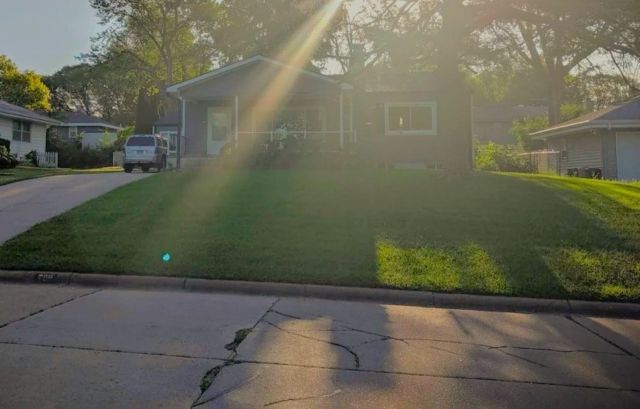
[0,169,639,301]
[0,166,123,186]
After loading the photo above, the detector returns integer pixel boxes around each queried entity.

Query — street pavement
[0,173,151,244]
[0,283,638,408]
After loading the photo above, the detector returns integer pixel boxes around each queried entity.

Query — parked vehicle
[123,134,168,173]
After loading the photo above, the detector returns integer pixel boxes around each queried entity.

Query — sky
[0,0,102,75]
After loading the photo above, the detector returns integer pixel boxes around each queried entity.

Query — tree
[90,0,223,130]
[214,0,342,67]
[0,55,51,111]
[45,64,95,114]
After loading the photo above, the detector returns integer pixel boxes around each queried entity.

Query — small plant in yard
[25,150,38,166]
[0,146,19,169]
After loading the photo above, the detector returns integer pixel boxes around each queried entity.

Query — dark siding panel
[601,130,618,179]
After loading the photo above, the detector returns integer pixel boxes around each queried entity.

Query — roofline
[531,120,640,139]
[166,55,352,94]
[0,110,62,126]
[58,122,123,130]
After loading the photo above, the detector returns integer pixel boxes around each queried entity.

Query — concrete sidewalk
[0,283,638,408]
[0,173,151,244]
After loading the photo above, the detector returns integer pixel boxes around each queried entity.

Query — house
[473,104,548,145]
[162,55,472,168]
[531,97,640,180]
[0,100,61,159]
[51,112,123,149]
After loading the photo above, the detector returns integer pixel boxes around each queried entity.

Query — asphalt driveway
[0,283,638,408]
[0,173,151,244]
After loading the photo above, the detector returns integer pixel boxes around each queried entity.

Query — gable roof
[166,55,352,95]
[57,112,123,130]
[0,100,61,126]
[532,97,640,139]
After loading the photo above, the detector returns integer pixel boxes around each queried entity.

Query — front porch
[166,56,355,159]
[182,95,355,157]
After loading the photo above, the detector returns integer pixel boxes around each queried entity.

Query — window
[12,120,31,143]
[126,136,156,147]
[385,102,437,136]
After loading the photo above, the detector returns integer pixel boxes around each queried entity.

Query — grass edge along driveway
[0,166,123,186]
[0,169,638,302]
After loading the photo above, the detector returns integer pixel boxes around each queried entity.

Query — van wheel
[124,166,133,173]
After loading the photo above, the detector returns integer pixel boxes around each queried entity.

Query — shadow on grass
[1,169,639,301]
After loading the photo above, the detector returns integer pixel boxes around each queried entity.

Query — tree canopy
[0,55,51,111]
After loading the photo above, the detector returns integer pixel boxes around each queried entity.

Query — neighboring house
[0,100,61,159]
[531,97,640,180]
[162,55,472,168]
[473,104,548,145]
[51,112,123,149]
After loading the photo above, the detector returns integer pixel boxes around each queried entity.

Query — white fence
[37,152,58,168]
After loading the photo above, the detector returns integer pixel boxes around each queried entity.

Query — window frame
[12,120,32,143]
[384,102,438,136]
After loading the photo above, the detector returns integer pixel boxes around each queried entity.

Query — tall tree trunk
[547,71,565,125]
[437,1,472,174]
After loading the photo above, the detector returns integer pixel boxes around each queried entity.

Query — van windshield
[127,137,155,147]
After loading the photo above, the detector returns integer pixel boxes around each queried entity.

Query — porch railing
[236,130,357,151]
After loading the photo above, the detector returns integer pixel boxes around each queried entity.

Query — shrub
[25,150,38,166]
[475,142,532,173]
[49,139,114,169]
[0,146,18,169]
[0,138,10,151]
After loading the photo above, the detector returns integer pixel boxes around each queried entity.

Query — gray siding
[601,130,618,179]
[566,132,603,170]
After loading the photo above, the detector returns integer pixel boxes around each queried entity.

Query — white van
[123,134,168,173]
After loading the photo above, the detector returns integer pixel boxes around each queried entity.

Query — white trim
[0,112,61,126]
[59,122,123,131]
[384,102,438,136]
[166,55,352,94]
[339,91,344,149]
[532,120,640,139]
[234,96,239,142]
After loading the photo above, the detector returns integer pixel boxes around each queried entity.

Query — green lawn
[1,169,639,301]
[0,166,123,186]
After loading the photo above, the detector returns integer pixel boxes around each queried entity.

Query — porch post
[339,90,344,149]
[349,93,354,144]
[179,97,186,169]
[234,95,239,143]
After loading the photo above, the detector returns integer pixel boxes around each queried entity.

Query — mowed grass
[0,166,123,186]
[0,168,639,301]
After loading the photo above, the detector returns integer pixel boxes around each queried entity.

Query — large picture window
[12,120,31,143]
[385,102,437,136]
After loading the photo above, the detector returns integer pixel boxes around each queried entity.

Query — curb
[1,270,639,318]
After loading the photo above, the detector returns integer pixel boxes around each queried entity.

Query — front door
[207,107,231,156]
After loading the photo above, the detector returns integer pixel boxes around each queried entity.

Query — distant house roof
[0,100,61,126]
[57,112,123,130]
[532,97,640,139]
[474,104,548,123]
[166,55,352,95]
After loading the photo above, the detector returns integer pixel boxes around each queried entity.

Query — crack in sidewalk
[565,315,639,360]
[0,289,102,330]
[192,298,281,408]
[264,320,361,368]
[264,389,343,407]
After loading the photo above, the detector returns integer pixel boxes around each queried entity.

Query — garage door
[617,132,640,180]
